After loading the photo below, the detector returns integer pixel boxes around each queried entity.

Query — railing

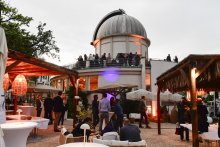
[73,58,149,69]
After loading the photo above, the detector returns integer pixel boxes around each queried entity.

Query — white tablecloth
[1,122,37,147]
[57,142,108,147]
[180,123,220,142]
[180,123,218,132]
[6,115,49,129]
[201,132,220,141]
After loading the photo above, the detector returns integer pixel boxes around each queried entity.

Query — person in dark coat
[36,95,43,117]
[64,117,92,140]
[120,118,141,142]
[58,93,67,127]
[139,96,150,128]
[177,97,190,141]
[197,98,209,133]
[112,99,124,130]
[53,91,64,132]
[92,95,99,127]
[101,114,117,135]
[44,93,54,125]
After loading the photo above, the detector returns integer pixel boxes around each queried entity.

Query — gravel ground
[26,119,217,147]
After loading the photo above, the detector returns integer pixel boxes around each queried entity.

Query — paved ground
[26,119,217,147]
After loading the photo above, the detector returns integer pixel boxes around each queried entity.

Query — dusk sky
[8,0,220,66]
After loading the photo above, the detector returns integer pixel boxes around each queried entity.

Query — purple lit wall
[106,93,113,101]
[101,68,119,82]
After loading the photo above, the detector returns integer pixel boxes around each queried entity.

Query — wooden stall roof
[6,49,78,78]
[157,54,220,92]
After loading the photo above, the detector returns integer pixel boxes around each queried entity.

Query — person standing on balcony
[134,52,140,66]
[166,54,171,61]
[128,52,133,66]
[106,53,111,65]
[84,54,88,61]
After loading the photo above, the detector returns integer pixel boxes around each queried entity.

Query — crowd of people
[76,52,141,68]
[61,93,152,142]
[35,91,67,132]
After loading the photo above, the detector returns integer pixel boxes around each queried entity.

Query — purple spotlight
[102,68,119,82]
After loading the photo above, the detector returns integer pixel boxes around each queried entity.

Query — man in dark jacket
[197,98,209,133]
[120,118,141,142]
[113,99,123,130]
[53,91,64,132]
[92,95,99,127]
[139,96,150,128]
[36,95,43,117]
[177,97,189,141]
[44,93,53,125]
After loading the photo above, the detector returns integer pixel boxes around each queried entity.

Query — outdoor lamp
[74,96,80,99]
[16,109,22,119]
[12,74,27,96]
[80,123,90,146]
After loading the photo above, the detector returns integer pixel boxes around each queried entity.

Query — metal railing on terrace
[72,58,150,70]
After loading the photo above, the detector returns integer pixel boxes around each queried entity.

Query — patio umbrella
[161,90,172,101]
[126,89,154,100]
[0,27,8,125]
[171,93,183,102]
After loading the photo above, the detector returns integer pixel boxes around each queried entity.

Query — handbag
[175,124,180,135]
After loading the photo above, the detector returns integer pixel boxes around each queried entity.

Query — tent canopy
[6,49,77,79]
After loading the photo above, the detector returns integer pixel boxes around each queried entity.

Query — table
[1,122,37,147]
[201,132,220,147]
[6,115,49,129]
[57,142,109,147]
[180,123,220,147]
[180,123,218,132]
[18,106,34,116]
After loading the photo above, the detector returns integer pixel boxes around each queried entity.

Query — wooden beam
[157,86,161,135]
[157,60,190,84]
[189,67,199,147]
[195,58,215,78]
[179,69,190,87]
[5,60,21,73]
[8,50,77,76]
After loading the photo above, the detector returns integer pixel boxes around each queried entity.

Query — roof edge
[91,9,126,45]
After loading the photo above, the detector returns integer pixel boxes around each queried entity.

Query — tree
[0,0,60,59]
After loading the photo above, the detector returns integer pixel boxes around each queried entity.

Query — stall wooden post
[157,86,161,135]
[189,66,199,147]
